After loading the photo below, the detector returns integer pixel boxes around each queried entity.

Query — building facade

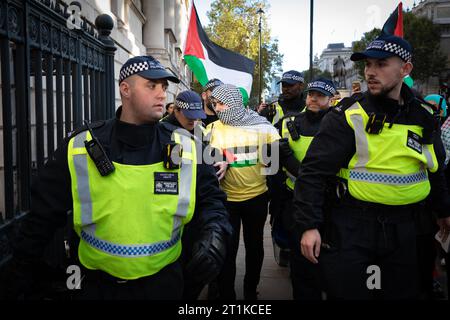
[317,43,359,90]
[412,0,450,92]
[70,0,193,106]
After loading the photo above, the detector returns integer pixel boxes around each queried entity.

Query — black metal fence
[0,0,116,268]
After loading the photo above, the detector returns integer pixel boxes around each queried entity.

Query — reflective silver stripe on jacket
[423,144,435,170]
[71,131,194,257]
[348,103,369,168]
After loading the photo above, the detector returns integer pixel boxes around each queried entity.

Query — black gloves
[184,226,227,289]
[279,138,293,159]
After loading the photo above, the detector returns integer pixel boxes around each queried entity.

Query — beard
[367,81,398,99]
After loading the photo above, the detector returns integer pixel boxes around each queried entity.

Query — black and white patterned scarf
[211,84,270,127]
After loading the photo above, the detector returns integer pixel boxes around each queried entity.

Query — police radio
[286,119,300,141]
[365,113,386,134]
[84,120,115,176]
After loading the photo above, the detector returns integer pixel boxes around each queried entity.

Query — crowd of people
[1,29,450,301]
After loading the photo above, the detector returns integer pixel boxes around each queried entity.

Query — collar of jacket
[114,106,158,147]
[366,83,416,116]
[305,108,329,122]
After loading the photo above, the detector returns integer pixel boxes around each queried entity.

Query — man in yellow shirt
[206,84,280,300]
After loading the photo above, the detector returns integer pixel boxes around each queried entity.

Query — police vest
[281,116,314,190]
[337,101,438,205]
[272,103,284,125]
[67,130,197,280]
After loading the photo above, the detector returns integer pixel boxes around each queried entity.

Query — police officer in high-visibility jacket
[2,56,231,300]
[258,70,306,125]
[293,34,450,299]
[278,78,336,300]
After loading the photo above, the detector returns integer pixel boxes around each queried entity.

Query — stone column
[142,0,166,60]
[165,0,176,37]
[175,0,184,48]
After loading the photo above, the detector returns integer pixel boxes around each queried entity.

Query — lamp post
[257,7,264,105]
[309,0,314,82]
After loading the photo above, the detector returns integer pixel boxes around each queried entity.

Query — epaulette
[66,120,106,140]
[333,92,364,113]
[415,98,438,115]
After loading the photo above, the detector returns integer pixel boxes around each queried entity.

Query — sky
[195,0,418,73]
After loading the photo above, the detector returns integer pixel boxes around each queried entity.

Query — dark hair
[166,102,175,109]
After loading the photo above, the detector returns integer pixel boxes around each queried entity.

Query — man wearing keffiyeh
[205,84,280,300]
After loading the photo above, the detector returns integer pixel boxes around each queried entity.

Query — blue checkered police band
[282,73,304,83]
[204,79,223,91]
[176,100,203,110]
[366,40,412,62]
[307,81,337,95]
[119,60,166,83]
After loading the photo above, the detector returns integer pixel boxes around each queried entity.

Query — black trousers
[319,202,419,300]
[74,261,184,300]
[281,192,322,300]
[217,192,268,300]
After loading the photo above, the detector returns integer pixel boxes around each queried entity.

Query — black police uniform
[278,109,329,300]
[292,85,450,300]
[260,93,306,125]
[3,107,231,300]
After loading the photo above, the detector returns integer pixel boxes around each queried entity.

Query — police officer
[201,78,224,127]
[293,35,450,299]
[161,90,206,133]
[258,70,306,125]
[278,78,336,300]
[2,55,231,300]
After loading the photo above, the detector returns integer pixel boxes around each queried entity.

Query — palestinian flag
[184,3,256,105]
[381,2,404,38]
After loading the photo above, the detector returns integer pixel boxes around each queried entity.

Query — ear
[401,62,413,77]
[201,92,207,101]
[120,81,131,98]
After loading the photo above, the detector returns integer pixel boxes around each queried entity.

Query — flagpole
[257,8,264,105]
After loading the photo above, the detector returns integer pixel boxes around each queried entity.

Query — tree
[352,12,447,82]
[403,12,447,82]
[205,0,283,107]
[352,28,381,79]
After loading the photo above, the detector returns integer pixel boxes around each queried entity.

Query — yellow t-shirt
[206,121,281,202]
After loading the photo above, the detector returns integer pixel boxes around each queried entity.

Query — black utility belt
[341,195,422,213]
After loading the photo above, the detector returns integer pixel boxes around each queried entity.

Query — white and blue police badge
[154,172,178,195]
[406,130,422,154]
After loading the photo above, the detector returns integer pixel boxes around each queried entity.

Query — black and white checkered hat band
[307,81,336,95]
[119,61,165,82]
[176,100,202,110]
[204,80,223,91]
[282,74,304,83]
[367,41,412,62]
[211,84,243,109]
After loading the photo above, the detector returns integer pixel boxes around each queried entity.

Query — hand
[257,103,268,113]
[278,138,293,158]
[437,217,450,243]
[184,227,227,288]
[213,161,228,181]
[300,229,321,264]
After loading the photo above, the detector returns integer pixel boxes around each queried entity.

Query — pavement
[199,217,293,300]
